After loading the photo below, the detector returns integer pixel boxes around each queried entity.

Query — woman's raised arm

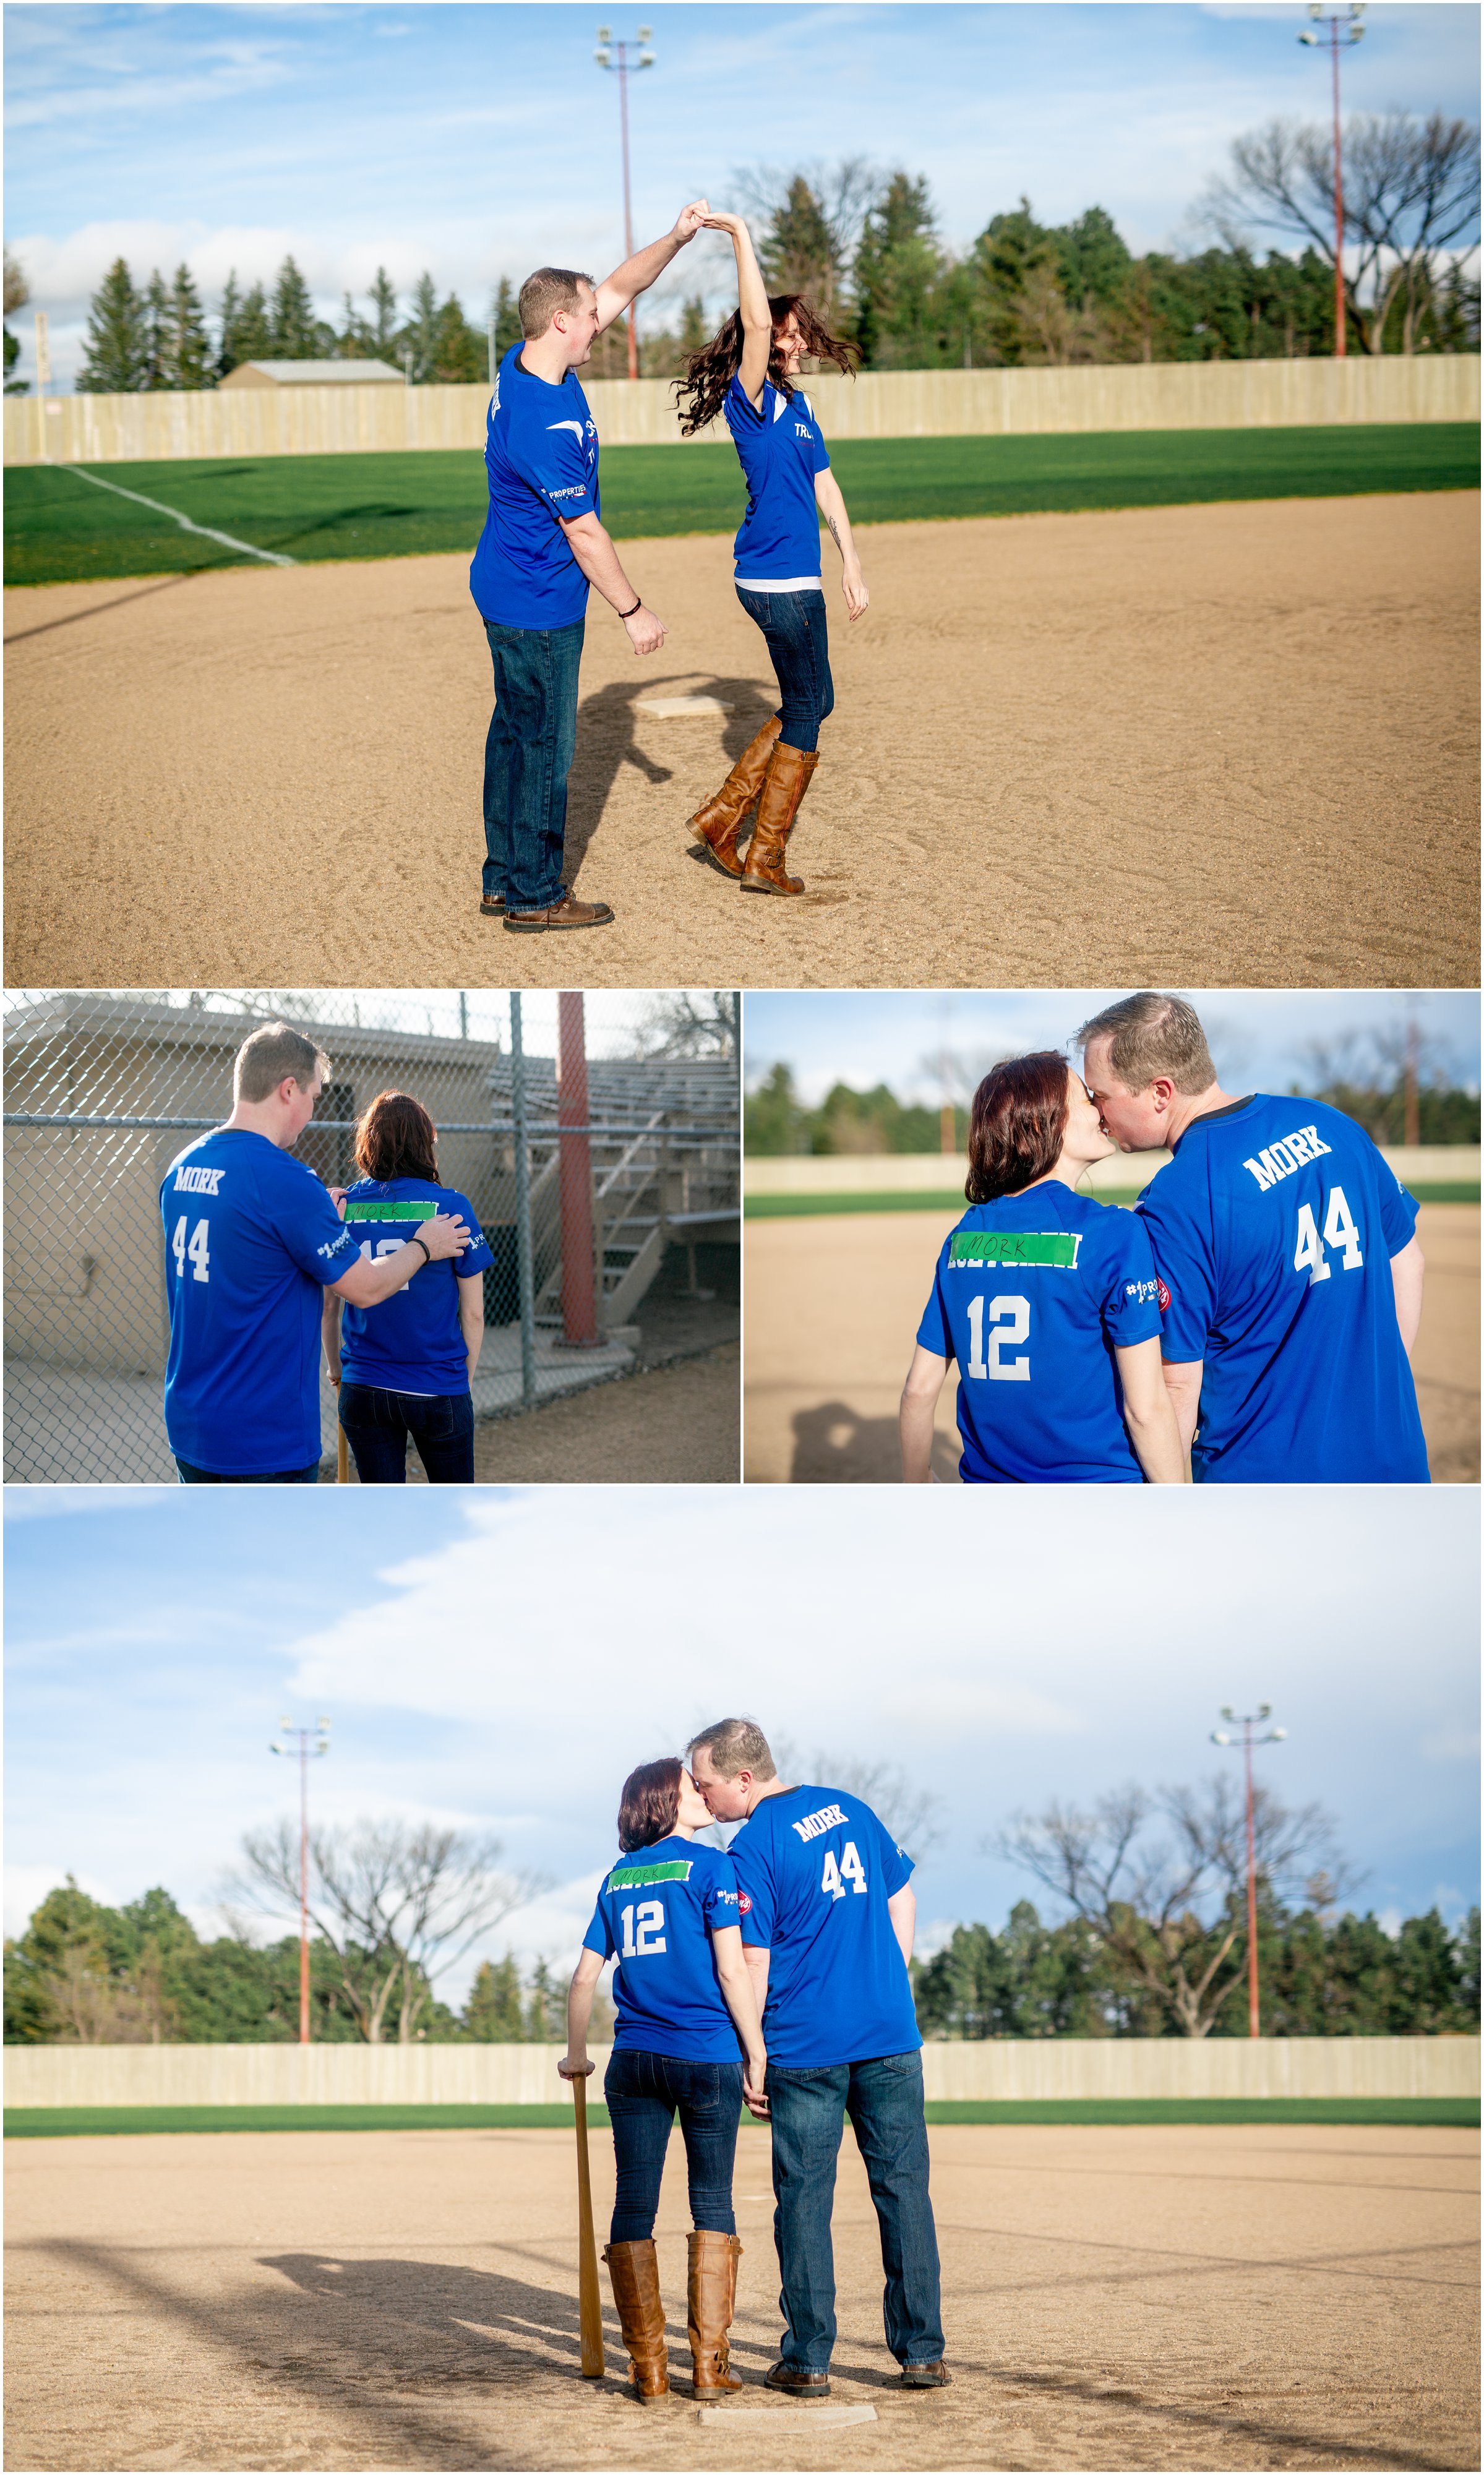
[703,213,772,408]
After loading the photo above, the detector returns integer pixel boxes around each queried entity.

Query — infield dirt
[5,2121,1477,2473]
[4,492,1477,990]
[742,1203,1480,1483]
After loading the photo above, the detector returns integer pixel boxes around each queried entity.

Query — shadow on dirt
[564,673,776,881]
[787,1399,960,1485]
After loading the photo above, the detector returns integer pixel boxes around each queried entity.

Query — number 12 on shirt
[619,1900,667,1957]
[966,1293,1031,1381]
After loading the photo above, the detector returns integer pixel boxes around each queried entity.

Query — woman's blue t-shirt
[916,1184,1164,1483]
[582,1834,743,2063]
[724,375,831,585]
[337,1175,494,1397]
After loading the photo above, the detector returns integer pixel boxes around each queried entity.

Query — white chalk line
[64,464,296,567]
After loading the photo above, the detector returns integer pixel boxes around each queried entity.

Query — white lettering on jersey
[547,484,588,499]
[794,421,812,438]
[1124,1278,1160,1305]
[1242,1124,1334,1191]
[173,1165,224,1195]
[791,1802,849,1843]
[317,1233,355,1262]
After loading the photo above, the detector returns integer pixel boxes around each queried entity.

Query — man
[472,203,708,935]
[687,1718,948,2396]
[1079,991,1428,1483]
[160,1023,470,1482]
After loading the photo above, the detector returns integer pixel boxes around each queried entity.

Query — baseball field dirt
[470,1344,739,1483]
[5,2121,1476,2473]
[742,1203,1480,1483]
[4,492,1477,990]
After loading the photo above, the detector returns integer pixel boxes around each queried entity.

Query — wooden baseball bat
[337,1425,349,1484]
[572,2072,605,2377]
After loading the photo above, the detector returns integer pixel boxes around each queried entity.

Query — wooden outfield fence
[6,2035,1478,2111]
[6,354,1478,466]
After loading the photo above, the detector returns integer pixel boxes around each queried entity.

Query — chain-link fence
[4,990,740,1482]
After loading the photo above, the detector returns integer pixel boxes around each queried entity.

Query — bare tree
[1206,111,1480,354]
[629,992,739,1062]
[770,1737,945,1859]
[729,159,883,320]
[991,1776,1352,2036]
[229,1819,547,2044]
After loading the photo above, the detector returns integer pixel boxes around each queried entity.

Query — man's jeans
[174,1458,319,1484]
[604,2046,744,2243]
[481,616,585,911]
[767,2050,943,2370]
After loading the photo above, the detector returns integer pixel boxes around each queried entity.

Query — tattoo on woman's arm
[825,512,843,550]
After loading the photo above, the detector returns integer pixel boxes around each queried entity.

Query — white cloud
[4,1863,112,1940]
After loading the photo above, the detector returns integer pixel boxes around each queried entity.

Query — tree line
[27,105,1477,397]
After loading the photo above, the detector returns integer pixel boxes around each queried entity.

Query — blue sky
[6,2,1478,388]
[6,1487,1478,2003]
[744,989,1484,1108]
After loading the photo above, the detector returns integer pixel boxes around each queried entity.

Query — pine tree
[852,173,941,367]
[429,291,484,382]
[78,257,149,392]
[4,247,29,394]
[463,1954,526,2040]
[398,272,439,381]
[226,281,275,369]
[677,294,711,358]
[761,178,839,315]
[368,268,399,358]
[140,268,170,389]
[525,1959,560,2040]
[160,262,213,388]
[489,275,522,364]
[270,254,318,358]
[215,273,242,378]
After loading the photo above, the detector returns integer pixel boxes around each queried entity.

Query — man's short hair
[518,267,595,341]
[234,1022,330,1105]
[1076,992,1216,1097]
[687,1717,777,1782]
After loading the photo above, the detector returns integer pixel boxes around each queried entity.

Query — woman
[673,212,868,896]
[322,1091,493,1483]
[901,1053,1188,1486]
[561,1757,768,2405]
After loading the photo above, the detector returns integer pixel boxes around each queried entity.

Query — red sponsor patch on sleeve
[1157,1279,1170,1312]
[737,1892,752,1913]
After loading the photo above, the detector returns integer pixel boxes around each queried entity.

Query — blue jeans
[174,1457,318,1483]
[338,1383,474,1484]
[481,616,585,910]
[604,2047,743,2243]
[735,587,834,752]
[766,2051,943,2370]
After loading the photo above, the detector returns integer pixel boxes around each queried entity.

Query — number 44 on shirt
[171,1216,211,1282]
[820,1843,868,1900]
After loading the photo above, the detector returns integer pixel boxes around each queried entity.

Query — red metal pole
[618,47,638,382]
[1245,1722,1260,2038]
[299,1736,311,2045]
[1331,24,1347,359]
[557,993,601,1347]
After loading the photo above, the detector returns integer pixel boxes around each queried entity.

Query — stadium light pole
[270,1715,330,2043]
[1211,1704,1286,2038]
[1298,1,1365,358]
[594,24,654,381]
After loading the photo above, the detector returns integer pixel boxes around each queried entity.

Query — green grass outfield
[745,1182,1481,1219]
[5,421,1477,588]
[5,2097,1476,2137]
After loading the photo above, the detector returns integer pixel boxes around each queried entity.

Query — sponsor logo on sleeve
[737,1891,753,1913]
[1157,1278,1171,1311]
[1124,1278,1160,1305]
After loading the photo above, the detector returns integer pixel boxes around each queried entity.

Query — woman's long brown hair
[672,294,860,437]
[353,1090,440,1185]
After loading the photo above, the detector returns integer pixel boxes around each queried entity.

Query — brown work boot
[688,2230,744,2398]
[739,744,819,896]
[503,894,615,934]
[478,893,506,918]
[687,715,782,877]
[603,2240,672,2403]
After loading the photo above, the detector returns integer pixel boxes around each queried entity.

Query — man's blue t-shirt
[1134,1094,1428,1483]
[470,345,599,628]
[725,377,831,586]
[731,1787,919,2069]
[916,1185,1164,1484]
[582,1835,743,2064]
[336,1177,493,1397]
[160,1130,360,1475]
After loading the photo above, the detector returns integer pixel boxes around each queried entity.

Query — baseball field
[742,1203,1481,1483]
[3,442,1477,991]
[6,2119,1478,2473]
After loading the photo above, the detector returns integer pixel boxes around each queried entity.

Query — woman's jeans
[736,588,833,752]
[338,1384,474,1484]
[604,2047,743,2244]
[481,616,585,911]
[766,2050,943,2370]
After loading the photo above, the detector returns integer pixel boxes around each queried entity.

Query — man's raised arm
[594,199,708,331]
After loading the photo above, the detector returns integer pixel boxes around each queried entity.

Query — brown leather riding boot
[687,716,783,877]
[688,2231,744,2398]
[603,2241,671,2402]
[739,744,819,895]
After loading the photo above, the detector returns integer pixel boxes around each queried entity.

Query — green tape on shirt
[343,1198,439,1223]
[606,1861,693,1892]
[949,1230,1081,1269]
